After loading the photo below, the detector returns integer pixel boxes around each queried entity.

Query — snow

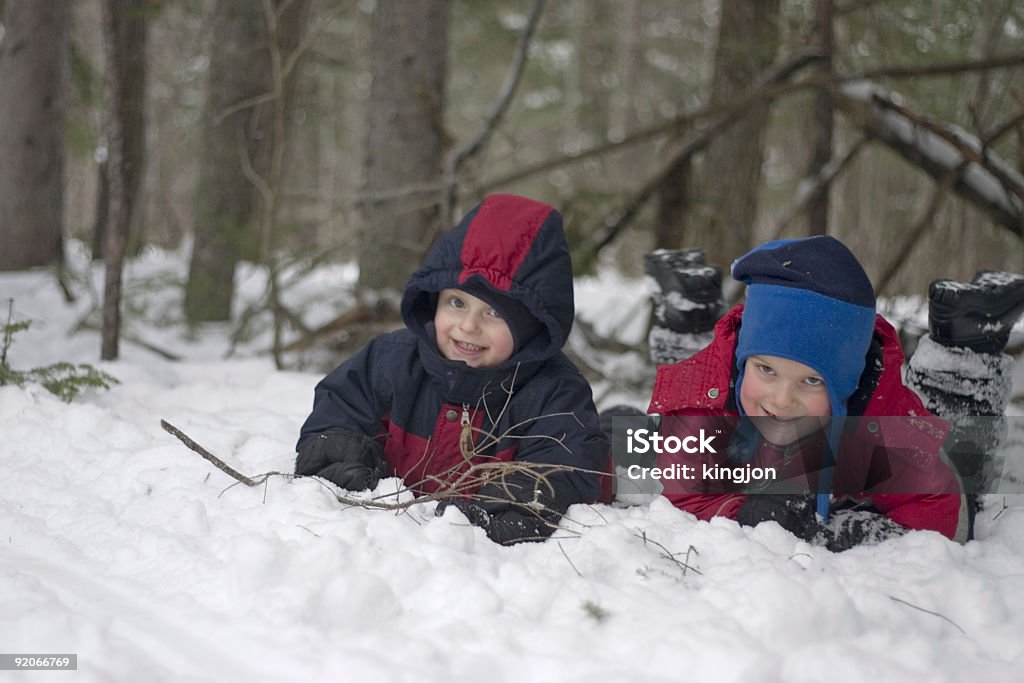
[2,246,1024,682]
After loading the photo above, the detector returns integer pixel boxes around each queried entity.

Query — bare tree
[359,0,449,294]
[0,1,70,271]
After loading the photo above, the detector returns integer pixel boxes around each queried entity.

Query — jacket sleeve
[868,493,965,540]
[296,336,395,453]
[850,419,968,542]
[866,444,967,542]
[504,357,609,509]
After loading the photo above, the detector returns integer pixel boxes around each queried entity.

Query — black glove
[737,494,820,542]
[436,471,570,545]
[820,509,907,552]
[436,499,493,528]
[295,429,389,491]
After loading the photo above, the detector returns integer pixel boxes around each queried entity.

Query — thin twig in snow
[558,541,583,577]
[889,595,966,634]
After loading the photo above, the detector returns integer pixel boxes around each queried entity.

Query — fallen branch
[161,420,262,487]
[77,320,182,362]
[846,50,1024,82]
[160,418,610,522]
[836,81,1024,237]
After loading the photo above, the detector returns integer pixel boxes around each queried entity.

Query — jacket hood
[400,194,575,366]
[649,305,923,418]
[648,304,946,520]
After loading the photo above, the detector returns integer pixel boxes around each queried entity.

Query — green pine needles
[1,300,119,403]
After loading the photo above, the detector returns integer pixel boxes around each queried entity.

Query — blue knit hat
[732,236,876,517]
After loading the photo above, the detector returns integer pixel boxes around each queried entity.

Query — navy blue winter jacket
[297,194,609,506]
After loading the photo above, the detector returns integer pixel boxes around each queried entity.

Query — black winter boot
[645,248,723,365]
[928,271,1024,354]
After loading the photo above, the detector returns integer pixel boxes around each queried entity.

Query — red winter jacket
[648,305,967,540]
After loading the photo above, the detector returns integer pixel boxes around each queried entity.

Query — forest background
[1,0,1023,368]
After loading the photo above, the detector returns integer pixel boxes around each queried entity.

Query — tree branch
[583,51,827,259]
[875,161,967,296]
[873,104,1024,294]
[836,82,1024,237]
[160,419,609,521]
[768,137,870,241]
[444,0,546,225]
[844,51,1024,82]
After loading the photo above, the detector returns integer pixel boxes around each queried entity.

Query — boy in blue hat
[647,236,1020,550]
[295,194,610,545]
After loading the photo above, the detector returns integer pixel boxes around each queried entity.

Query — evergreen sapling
[1,299,119,402]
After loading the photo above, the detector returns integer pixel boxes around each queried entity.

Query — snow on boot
[644,248,723,365]
[928,270,1024,354]
[905,333,1013,508]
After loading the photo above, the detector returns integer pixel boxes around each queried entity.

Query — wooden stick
[160,420,259,486]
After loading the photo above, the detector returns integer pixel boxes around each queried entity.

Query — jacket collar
[649,306,743,415]
[417,336,544,405]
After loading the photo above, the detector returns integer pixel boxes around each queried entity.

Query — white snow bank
[1,250,1023,682]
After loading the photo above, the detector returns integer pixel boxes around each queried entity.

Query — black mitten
[435,499,492,528]
[485,509,558,545]
[295,429,389,491]
[820,509,906,552]
[436,471,569,545]
[737,495,820,541]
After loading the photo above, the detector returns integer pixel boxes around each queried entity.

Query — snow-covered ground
[2,244,1023,682]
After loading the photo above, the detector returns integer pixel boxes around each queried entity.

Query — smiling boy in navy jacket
[296,194,608,544]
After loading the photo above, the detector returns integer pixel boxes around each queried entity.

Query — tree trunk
[692,0,781,267]
[93,0,148,262]
[570,0,614,146]
[654,162,690,250]
[119,0,149,257]
[91,159,110,260]
[101,0,130,360]
[609,0,643,143]
[0,0,69,271]
[359,0,449,294]
[804,0,834,236]
[184,0,310,322]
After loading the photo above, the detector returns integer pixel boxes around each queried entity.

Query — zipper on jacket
[459,403,474,461]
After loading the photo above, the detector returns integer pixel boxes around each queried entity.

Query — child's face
[434,288,515,368]
[739,355,832,446]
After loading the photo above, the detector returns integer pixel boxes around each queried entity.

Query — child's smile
[434,288,515,368]
[739,355,832,445]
